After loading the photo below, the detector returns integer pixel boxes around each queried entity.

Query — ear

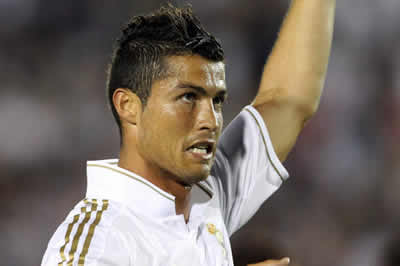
[112,88,142,126]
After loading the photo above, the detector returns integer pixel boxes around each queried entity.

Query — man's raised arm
[252,0,336,162]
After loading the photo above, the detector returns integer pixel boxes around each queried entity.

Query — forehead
[163,55,226,91]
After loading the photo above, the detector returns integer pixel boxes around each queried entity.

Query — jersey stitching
[244,108,285,182]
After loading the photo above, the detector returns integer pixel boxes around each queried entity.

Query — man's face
[136,55,226,186]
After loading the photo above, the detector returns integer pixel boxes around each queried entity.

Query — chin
[182,168,210,185]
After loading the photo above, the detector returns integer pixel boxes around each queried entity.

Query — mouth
[186,140,215,161]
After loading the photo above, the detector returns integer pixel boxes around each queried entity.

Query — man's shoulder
[41,198,130,266]
[58,198,124,234]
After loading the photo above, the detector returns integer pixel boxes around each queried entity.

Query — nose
[196,99,219,132]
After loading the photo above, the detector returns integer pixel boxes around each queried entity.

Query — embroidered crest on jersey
[206,223,227,258]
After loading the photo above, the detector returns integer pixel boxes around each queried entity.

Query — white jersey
[41,105,289,266]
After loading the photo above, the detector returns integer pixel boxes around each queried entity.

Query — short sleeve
[209,105,289,236]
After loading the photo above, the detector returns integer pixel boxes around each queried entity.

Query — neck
[118,143,192,222]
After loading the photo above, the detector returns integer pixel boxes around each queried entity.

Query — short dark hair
[106,3,224,136]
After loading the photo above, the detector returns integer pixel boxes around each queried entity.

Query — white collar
[85,159,213,219]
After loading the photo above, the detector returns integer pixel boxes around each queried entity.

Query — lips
[186,139,215,160]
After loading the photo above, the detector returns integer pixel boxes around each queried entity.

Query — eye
[180,92,197,103]
[213,95,225,106]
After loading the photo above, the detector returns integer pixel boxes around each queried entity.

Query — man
[42,1,336,265]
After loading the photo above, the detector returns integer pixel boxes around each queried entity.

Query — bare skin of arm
[247,1,336,264]
[252,0,337,162]
[248,257,291,266]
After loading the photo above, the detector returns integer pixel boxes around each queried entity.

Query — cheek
[138,117,174,167]
[173,108,193,132]
[138,111,163,151]
[159,102,193,132]
[140,105,191,156]
[164,110,193,155]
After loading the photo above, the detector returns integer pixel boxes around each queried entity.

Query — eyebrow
[177,82,227,98]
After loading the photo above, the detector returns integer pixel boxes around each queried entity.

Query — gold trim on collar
[196,182,213,199]
[87,163,175,202]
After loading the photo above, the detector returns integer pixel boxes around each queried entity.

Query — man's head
[107,4,226,186]
[107,4,224,136]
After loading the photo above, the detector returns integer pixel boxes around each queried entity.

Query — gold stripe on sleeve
[58,213,81,266]
[78,199,109,266]
[65,199,97,266]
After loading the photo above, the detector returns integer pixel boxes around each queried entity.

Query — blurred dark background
[1,0,400,265]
